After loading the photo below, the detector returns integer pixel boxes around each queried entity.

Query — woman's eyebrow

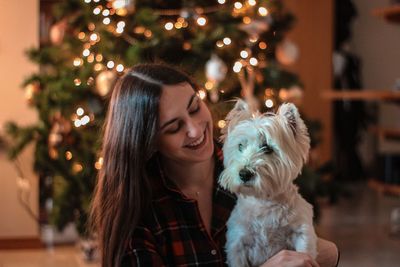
[160,93,197,130]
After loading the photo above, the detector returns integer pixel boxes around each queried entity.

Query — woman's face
[157,82,214,164]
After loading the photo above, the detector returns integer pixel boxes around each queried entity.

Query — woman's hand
[259,250,320,267]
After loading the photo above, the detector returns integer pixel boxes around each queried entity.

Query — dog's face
[219,100,310,199]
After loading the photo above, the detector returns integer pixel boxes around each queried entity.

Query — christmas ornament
[95,70,118,96]
[24,82,40,105]
[205,54,228,83]
[50,20,67,45]
[276,40,299,66]
[48,112,72,159]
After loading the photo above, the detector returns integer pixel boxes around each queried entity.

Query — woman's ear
[220,99,253,142]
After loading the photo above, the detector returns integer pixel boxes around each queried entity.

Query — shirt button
[211,249,217,255]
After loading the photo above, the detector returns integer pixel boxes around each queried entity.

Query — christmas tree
[5,0,312,236]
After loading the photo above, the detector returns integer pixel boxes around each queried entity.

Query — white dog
[219,100,317,267]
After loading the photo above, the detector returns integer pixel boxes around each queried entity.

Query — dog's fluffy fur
[219,100,317,267]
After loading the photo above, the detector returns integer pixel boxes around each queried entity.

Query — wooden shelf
[372,5,400,23]
[321,90,400,101]
[368,179,400,196]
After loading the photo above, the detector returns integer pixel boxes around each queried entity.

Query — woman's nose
[186,118,202,138]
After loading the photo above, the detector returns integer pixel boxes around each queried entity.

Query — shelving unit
[372,5,400,23]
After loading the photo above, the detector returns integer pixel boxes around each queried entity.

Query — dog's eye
[261,143,273,154]
[238,143,244,152]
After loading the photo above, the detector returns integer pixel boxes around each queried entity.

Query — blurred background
[0,0,399,266]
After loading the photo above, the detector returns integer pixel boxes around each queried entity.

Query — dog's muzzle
[239,169,255,183]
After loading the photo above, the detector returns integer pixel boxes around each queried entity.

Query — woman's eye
[166,123,181,134]
[261,144,273,154]
[238,143,244,152]
[189,104,200,114]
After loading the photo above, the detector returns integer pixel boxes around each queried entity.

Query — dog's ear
[277,103,301,135]
[219,99,253,142]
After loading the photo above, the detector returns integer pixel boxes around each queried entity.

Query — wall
[283,0,334,164]
[350,0,400,157]
[0,0,39,240]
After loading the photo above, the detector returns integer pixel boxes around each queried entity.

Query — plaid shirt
[122,145,237,267]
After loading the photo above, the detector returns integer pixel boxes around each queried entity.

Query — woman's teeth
[187,134,205,147]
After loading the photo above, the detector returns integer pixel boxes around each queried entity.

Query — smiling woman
[89,63,338,267]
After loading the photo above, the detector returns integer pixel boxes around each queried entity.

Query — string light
[258,7,268,16]
[102,9,110,16]
[93,7,101,15]
[87,54,95,63]
[233,61,243,72]
[259,41,267,49]
[103,17,111,25]
[117,21,125,28]
[81,115,90,125]
[144,30,152,38]
[216,41,224,48]
[198,89,207,100]
[76,107,84,116]
[218,0,226,4]
[223,37,231,45]
[243,16,251,24]
[107,60,115,69]
[218,120,226,129]
[165,22,174,30]
[73,58,83,67]
[82,49,90,57]
[116,27,124,34]
[95,157,103,170]
[249,57,258,66]
[116,64,124,72]
[240,50,249,58]
[84,0,91,3]
[74,78,81,86]
[183,42,192,50]
[95,54,103,62]
[205,81,214,90]
[90,33,99,42]
[234,2,243,9]
[94,63,103,71]
[88,23,96,31]
[197,16,207,26]
[265,99,274,108]
[72,163,83,173]
[248,0,257,6]
[78,32,86,40]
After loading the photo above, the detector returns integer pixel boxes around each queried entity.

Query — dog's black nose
[239,169,254,182]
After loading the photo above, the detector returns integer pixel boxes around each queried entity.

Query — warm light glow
[93,7,101,15]
[218,120,226,128]
[78,32,86,40]
[183,42,192,50]
[74,120,82,127]
[248,0,257,6]
[73,58,83,67]
[144,30,152,38]
[223,37,231,45]
[95,157,104,170]
[165,22,174,30]
[205,81,214,90]
[249,57,258,66]
[249,36,258,43]
[76,107,84,116]
[218,0,226,4]
[258,7,268,16]
[265,99,274,108]
[116,27,124,34]
[90,33,99,41]
[134,26,145,34]
[73,163,83,173]
[116,64,124,72]
[107,61,115,69]
[88,23,96,31]
[233,61,243,73]
[84,0,91,3]
[198,90,207,100]
[82,49,90,57]
[279,89,289,101]
[94,63,103,71]
[74,78,81,86]
[96,54,103,62]
[234,2,243,9]
[240,50,249,58]
[103,17,111,25]
[242,16,251,24]
[175,22,183,29]
[197,17,207,26]
[102,9,110,16]
[87,54,95,63]
[81,115,90,125]
[259,41,267,49]
[216,40,224,48]
[117,21,126,28]
[112,0,126,9]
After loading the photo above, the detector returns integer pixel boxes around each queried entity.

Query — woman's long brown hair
[90,63,199,267]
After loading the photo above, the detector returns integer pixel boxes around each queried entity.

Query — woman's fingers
[260,250,320,267]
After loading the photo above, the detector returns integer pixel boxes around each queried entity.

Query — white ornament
[95,70,117,96]
[205,54,228,83]
[276,40,299,66]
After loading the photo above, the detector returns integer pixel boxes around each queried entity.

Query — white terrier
[219,100,317,267]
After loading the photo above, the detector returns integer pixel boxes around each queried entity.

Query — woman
[90,63,338,267]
